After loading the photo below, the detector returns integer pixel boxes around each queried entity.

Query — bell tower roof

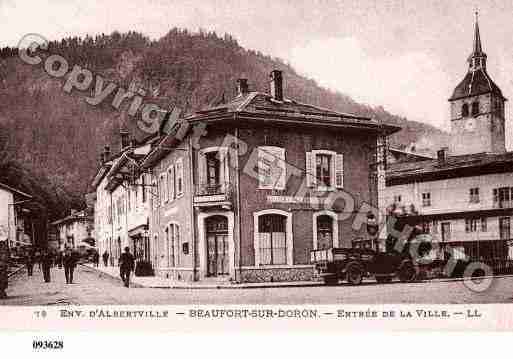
[449,12,504,101]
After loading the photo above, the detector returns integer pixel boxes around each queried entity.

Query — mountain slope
[0,29,448,217]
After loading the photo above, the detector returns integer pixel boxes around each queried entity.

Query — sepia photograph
[1,1,513,335]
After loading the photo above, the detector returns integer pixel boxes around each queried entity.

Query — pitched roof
[189,91,401,134]
[449,68,504,101]
[387,151,513,184]
[0,182,32,199]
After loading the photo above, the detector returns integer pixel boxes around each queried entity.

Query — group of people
[25,247,79,284]
[0,245,137,299]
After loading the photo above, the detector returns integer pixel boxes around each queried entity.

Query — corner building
[143,71,399,283]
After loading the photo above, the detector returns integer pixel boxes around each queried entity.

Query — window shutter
[163,172,168,202]
[198,151,206,188]
[274,147,286,190]
[168,167,175,200]
[335,153,344,188]
[221,148,229,186]
[306,151,316,187]
[176,158,184,196]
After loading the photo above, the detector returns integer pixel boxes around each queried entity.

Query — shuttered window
[306,150,344,189]
[258,146,286,190]
[175,158,184,197]
[167,166,175,200]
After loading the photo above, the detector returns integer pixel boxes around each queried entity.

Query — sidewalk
[82,263,513,289]
[82,264,323,289]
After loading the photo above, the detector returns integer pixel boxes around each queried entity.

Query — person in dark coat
[119,247,135,288]
[102,251,109,267]
[40,249,53,283]
[93,251,100,267]
[62,247,78,284]
[25,250,35,276]
[56,251,63,269]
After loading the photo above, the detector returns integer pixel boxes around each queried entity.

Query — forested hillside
[0,29,449,219]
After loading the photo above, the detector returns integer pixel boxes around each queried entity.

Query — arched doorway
[205,215,229,277]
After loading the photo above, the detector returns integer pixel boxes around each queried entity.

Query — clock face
[465,119,475,132]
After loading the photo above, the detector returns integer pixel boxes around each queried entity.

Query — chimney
[120,130,130,150]
[270,70,283,101]
[104,145,111,161]
[437,147,448,165]
[236,78,249,96]
[99,152,105,164]
[130,139,137,148]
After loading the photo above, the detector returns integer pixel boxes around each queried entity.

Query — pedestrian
[40,249,53,283]
[55,251,62,269]
[119,247,135,288]
[102,251,109,267]
[93,251,100,267]
[0,241,10,299]
[25,250,35,277]
[63,247,78,284]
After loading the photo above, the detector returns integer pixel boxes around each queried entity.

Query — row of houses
[91,16,513,282]
[91,70,400,283]
[0,182,34,255]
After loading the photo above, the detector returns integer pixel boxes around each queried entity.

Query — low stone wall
[239,266,315,283]
[155,268,195,282]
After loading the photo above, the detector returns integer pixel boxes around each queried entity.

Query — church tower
[449,13,507,155]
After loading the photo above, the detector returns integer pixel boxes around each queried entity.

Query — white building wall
[0,188,15,246]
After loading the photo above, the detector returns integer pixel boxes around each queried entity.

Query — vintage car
[310,247,416,285]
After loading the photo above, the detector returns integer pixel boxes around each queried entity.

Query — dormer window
[471,101,480,116]
[461,103,469,117]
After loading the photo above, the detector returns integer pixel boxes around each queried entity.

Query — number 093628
[32,340,64,350]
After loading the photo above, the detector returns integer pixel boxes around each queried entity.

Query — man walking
[93,251,100,267]
[119,247,135,288]
[63,247,77,284]
[25,249,35,276]
[40,249,53,283]
[102,251,109,267]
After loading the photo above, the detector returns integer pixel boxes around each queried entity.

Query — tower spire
[468,10,486,71]
[473,10,483,54]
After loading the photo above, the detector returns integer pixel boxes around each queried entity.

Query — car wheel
[346,265,363,285]
[398,263,416,282]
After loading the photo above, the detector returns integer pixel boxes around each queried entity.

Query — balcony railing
[493,200,513,209]
[194,182,232,207]
[195,182,231,196]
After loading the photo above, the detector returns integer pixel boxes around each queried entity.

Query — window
[441,222,451,241]
[142,175,147,203]
[257,146,286,190]
[481,218,487,232]
[160,174,167,202]
[198,147,230,195]
[317,215,333,250]
[462,103,469,117]
[469,188,480,203]
[465,218,479,233]
[166,223,180,267]
[422,221,432,234]
[394,195,402,203]
[167,166,175,200]
[493,187,513,208]
[471,101,480,117]
[306,150,344,189]
[499,217,510,240]
[422,192,431,207]
[316,154,331,187]
[175,158,184,197]
[258,214,287,265]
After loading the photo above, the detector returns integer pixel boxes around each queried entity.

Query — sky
[2,0,513,140]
